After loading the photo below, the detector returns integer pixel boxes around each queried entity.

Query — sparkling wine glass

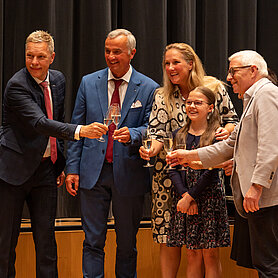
[175,132,186,170]
[97,106,113,142]
[142,128,154,167]
[110,103,121,129]
[164,131,174,171]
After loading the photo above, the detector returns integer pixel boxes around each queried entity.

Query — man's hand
[166,149,198,167]
[80,122,108,139]
[243,183,263,213]
[113,126,130,143]
[65,174,80,196]
[56,171,65,187]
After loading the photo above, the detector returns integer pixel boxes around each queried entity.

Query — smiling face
[164,48,193,87]
[227,57,255,99]
[25,42,55,81]
[186,90,213,122]
[104,35,136,78]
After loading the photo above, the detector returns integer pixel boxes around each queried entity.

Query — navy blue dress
[167,133,230,249]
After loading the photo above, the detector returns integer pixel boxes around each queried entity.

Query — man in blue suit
[0,30,107,278]
[66,29,159,277]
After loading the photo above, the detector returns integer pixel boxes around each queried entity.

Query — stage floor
[17,219,258,278]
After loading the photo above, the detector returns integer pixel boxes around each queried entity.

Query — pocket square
[131,100,142,108]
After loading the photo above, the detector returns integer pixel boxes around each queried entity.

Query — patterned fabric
[149,85,238,244]
[166,136,230,249]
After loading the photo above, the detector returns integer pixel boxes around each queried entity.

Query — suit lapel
[119,71,140,127]
[96,70,109,118]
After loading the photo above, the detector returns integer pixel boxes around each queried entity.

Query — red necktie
[41,81,57,164]
[105,79,123,163]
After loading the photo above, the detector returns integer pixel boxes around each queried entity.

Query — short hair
[26,30,54,54]
[107,29,136,54]
[229,50,268,77]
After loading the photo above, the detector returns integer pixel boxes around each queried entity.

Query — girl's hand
[177,193,194,213]
[187,200,198,215]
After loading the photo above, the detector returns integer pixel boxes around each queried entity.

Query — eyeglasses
[227,65,252,77]
[185,100,210,107]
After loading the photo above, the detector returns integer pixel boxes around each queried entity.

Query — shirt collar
[33,72,50,85]
[243,77,270,108]
[108,66,132,83]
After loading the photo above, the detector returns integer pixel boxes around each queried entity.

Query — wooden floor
[16,223,258,278]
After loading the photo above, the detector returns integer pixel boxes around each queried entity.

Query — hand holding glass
[110,103,121,129]
[142,129,154,167]
[97,106,113,142]
[175,133,186,170]
[164,132,174,170]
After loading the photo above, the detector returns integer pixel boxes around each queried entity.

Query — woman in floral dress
[139,43,238,277]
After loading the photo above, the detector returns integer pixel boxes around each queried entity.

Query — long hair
[175,86,220,148]
[157,43,205,116]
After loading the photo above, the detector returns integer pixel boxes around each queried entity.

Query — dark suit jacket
[0,68,77,185]
[66,67,159,196]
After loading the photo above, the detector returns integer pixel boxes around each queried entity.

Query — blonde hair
[175,86,220,148]
[26,30,54,54]
[158,43,205,116]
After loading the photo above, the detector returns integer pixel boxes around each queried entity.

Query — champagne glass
[97,107,113,142]
[142,128,154,167]
[164,131,174,170]
[110,103,121,129]
[175,133,186,170]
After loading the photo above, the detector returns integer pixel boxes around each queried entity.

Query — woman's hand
[139,145,154,161]
[215,127,230,140]
[139,139,163,160]
[221,159,233,176]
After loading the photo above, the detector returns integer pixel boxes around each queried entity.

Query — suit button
[102,150,105,154]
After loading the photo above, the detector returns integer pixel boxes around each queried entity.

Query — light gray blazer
[198,78,278,217]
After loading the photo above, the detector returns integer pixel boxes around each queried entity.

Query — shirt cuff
[74,125,82,140]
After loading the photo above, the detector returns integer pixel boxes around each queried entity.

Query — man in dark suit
[65,29,159,277]
[0,30,107,278]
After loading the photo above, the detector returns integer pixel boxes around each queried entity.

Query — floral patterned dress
[166,134,230,249]
[149,85,238,244]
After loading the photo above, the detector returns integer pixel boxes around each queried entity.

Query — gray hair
[26,30,54,54]
[229,50,268,77]
[107,29,136,54]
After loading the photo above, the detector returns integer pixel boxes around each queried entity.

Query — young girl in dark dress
[167,86,230,278]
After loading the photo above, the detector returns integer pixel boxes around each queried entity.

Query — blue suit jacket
[66,67,159,196]
[0,68,77,185]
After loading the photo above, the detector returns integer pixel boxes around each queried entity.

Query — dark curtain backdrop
[1,0,277,217]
